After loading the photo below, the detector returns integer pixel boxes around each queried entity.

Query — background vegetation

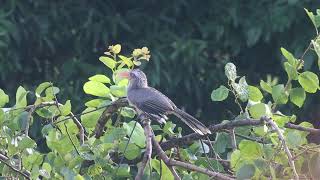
[1,0,320,125]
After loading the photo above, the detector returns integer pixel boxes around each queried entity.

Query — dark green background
[1,0,320,127]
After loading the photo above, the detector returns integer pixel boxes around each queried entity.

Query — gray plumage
[126,69,211,135]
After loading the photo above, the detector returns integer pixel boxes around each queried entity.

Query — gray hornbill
[118,69,211,135]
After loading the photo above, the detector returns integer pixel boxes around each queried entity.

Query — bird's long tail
[173,108,211,135]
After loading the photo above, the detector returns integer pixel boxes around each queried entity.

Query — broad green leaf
[35,82,51,97]
[99,56,116,70]
[110,85,126,97]
[236,164,256,180]
[305,8,319,30]
[253,125,267,136]
[260,80,272,93]
[119,143,140,160]
[15,86,28,108]
[116,164,130,177]
[230,150,243,171]
[83,81,110,97]
[45,86,60,99]
[285,130,303,148]
[248,103,271,119]
[152,159,174,180]
[211,85,229,101]
[272,115,290,127]
[239,140,263,159]
[309,152,320,179]
[80,108,103,128]
[13,111,29,131]
[280,47,297,66]
[224,62,237,81]
[312,39,320,70]
[298,71,319,93]
[120,107,136,118]
[60,100,71,116]
[0,89,9,107]
[0,109,4,125]
[213,132,230,154]
[88,164,103,176]
[119,55,133,67]
[112,44,121,54]
[84,99,106,108]
[289,88,306,107]
[163,121,176,135]
[284,62,298,80]
[18,136,36,150]
[123,121,146,148]
[36,108,54,118]
[88,74,111,83]
[272,84,288,104]
[248,86,263,101]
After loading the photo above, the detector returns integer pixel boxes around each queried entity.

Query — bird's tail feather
[173,108,211,135]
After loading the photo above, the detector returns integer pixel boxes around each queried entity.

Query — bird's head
[118,69,148,88]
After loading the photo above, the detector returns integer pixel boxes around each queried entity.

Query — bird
[118,69,211,135]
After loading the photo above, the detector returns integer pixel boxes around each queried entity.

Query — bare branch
[264,117,299,180]
[135,119,152,180]
[284,123,320,134]
[0,153,30,179]
[152,135,233,180]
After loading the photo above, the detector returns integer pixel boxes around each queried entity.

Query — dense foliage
[1,1,320,122]
[0,8,320,179]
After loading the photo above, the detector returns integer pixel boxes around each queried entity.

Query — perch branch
[94,98,129,138]
[264,117,299,180]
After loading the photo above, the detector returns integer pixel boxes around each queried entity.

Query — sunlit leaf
[83,81,110,97]
[0,89,9,107]
[211,85,229,101]
[298,71,319,93]
[99,56,116,70]
[289,88,306,107]
[248,86,263,101]
[272,84,288,104]
[89,74,111,83]
[123,121,146,148]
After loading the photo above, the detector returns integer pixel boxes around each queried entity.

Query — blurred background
[1,0,320,128]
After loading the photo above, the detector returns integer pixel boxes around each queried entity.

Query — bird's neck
[128,79,148,90]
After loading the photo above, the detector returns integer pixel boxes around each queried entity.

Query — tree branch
[264,117,299,180]
[94,98,129,138]
[152,135,233,180]
[0,153,30,179]
[135,119,152,180]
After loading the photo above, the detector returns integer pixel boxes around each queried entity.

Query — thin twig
[264,117,299,180]
[0,153,30,179]
[229,128,237,150]
[135,119,152,180]
[70,112,85,145]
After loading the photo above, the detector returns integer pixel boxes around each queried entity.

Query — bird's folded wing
[128,88,174,115]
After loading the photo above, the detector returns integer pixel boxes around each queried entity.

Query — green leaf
[116,164,130,177]
[289,88,306,107]
[35,82,52,97]
[312,39,320,70]
[0,109,4,125]
[284,62,298,80]
[120,107,136,118]
[239,140,263,159]
[260,80,272,93]
[272,84,288,104]
[112,44,122,54]
[152,159,174,180]
[123,121,146,148]
[280,47,297,67]
[305,8,319,30]
[236,164,256,180]
[119,55,133,67]
[99,56,116,70]
[224,62,237,81]
[0,89,9,107]
[248,103,271,119]
[309,152,320,179]
[15,86,28,108]
[285,130,303,148]
[84,99,106,108]
[88,164,103,176]
[234,76,249,102]
[60,100,71,116]
[119,143,140,160]
[80,108,103,128]
[18,136,36,150]
[213,132,230,154]
[298,71,319,93]
[45,86,60,99]
[248,86,263,101]
[211,85,229,101]
[110,85,127,97]
[230,150,242,171]
[83,81,110,97]
[88,74,111,83]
